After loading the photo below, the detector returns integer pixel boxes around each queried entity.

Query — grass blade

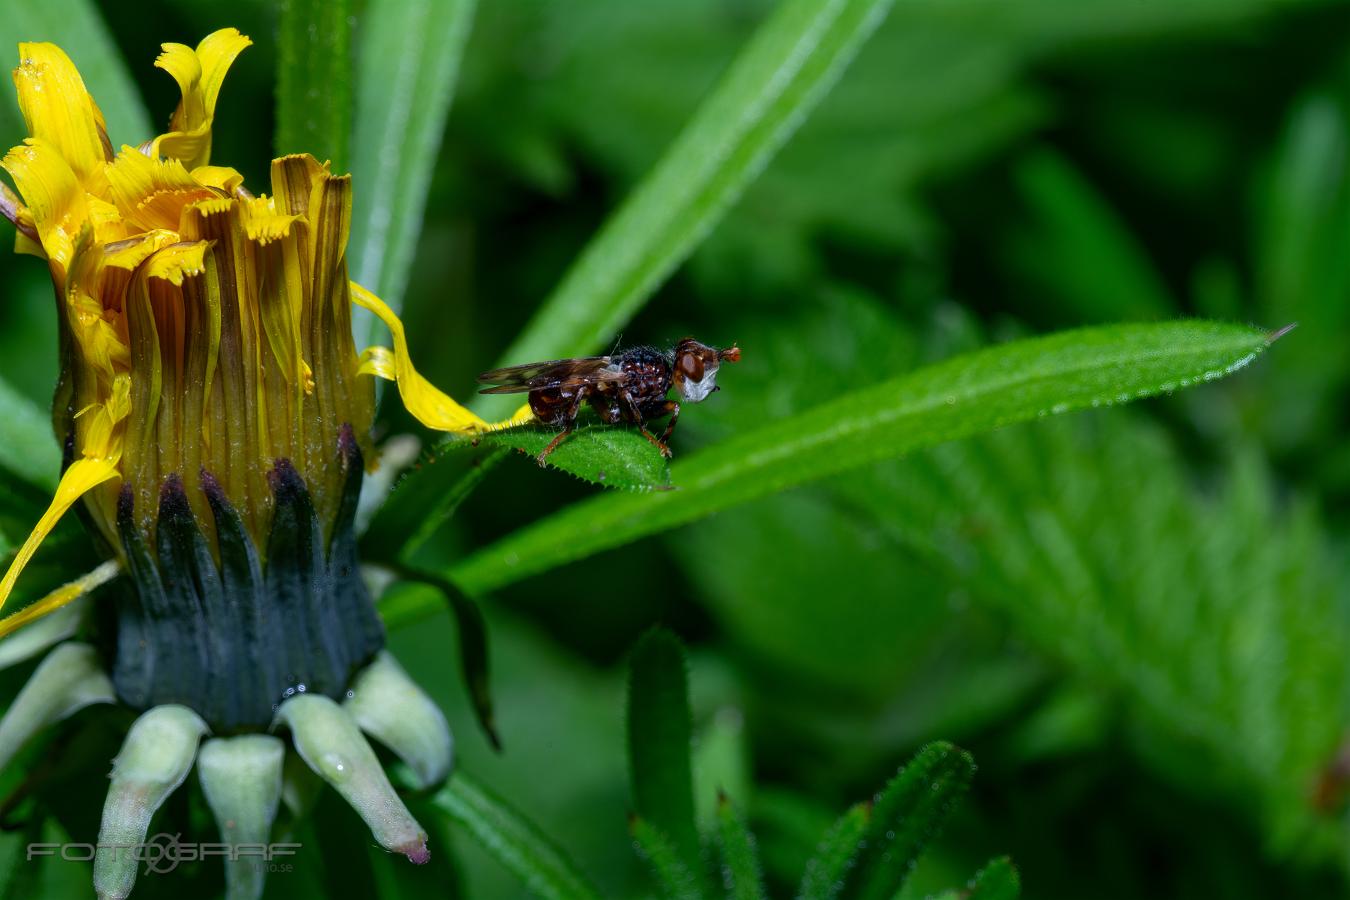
[849,742,975,900]
[0,375,58,491]
[627,629,703,883]
[0,0,152,148]
[276,0,352,169]
[349,0,476,326]
[631,815,707,900]
[431,770,601,900]
[716,794,766,900]
[489,0,894,381]
[440,320,1276,597]
[796,802,870,900]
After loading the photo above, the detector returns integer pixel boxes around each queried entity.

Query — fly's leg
[536,387,588,467]
[620,391,672,459]
[657,401,681,444]
[537,429,572,466]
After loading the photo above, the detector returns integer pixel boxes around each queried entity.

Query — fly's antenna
[719,343,742,363]
[608,333,624,355]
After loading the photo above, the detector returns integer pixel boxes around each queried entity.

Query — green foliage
[348,0,477,325]
[431,771,603,900]
[0,374,58,491]
[836,414,1349,853]
[631,814,707,900]
[627,628,703,881]
[442,321,1274,595]
[848,742,976,900]
[276,0,352,170]
[474,426,671,491]
[487,0,895,389]
[798,802,872,900]
[715,794,768,900]
[1006,148,1175,321]
[2,1,1349,897]
[931,857,1021,900]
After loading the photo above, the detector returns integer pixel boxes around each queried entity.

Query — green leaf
[384,569,499,750]
[1007,147,1175,320]
[838,411,1349,858]
[715,794,766,900]
[486,0,895,392]
[848,741,975,900]
[0,374,58,491]
[630,815,706,900]
[363,426,667,568]
[348,0,476,326]
[693,708,752,831]
[431,770,602,900]
[361,445,505,565]
[276,0,352,170]
[627,628,702,883]
[0,0,152,149]
[796,802,870,900]
[932,856,1020,900]
[477,426,672,491]
[442,320,1276,597]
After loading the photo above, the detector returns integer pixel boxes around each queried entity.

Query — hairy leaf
[431,771,602,900]
[443,320,1276,596]
[480,426,672,491]
[848,742,975,900]
[930,856,1021,900]
[838,412,1349,857]
[627,629,702,882]
[630,815,706,900]
[715,794,766,900]
[796,802,871,900]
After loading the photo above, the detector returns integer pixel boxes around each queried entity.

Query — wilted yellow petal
[0,458,120,614]
[13,42,110,182]
[351,282,533,434]
[0,559,120,639]
[191,165,244,195]
[153,28,252,169]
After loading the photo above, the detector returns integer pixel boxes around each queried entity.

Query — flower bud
[94,705,209,900]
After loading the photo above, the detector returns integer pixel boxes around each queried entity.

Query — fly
[477,338,741,465]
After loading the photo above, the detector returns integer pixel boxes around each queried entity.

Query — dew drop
[320,751,350,782]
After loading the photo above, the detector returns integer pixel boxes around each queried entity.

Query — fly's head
[672,337,740,403]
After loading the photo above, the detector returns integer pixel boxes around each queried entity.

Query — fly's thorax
[617,346,674,407]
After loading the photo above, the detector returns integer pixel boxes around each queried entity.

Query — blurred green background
[3,0,1350,897]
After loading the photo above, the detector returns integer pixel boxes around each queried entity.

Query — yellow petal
[106,146,221,233]
[0,559,120,639]
[153,28,252,169]
[0,139,89,272]
[0,458,119,615]
[351,281,532,433]
[12,42,110,182]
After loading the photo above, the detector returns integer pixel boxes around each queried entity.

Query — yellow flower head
[0,30,528,627]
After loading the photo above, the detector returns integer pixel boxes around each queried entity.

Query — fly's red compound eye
[679,352,705,381]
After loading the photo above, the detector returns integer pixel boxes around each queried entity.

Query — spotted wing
[475,356,622,394]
